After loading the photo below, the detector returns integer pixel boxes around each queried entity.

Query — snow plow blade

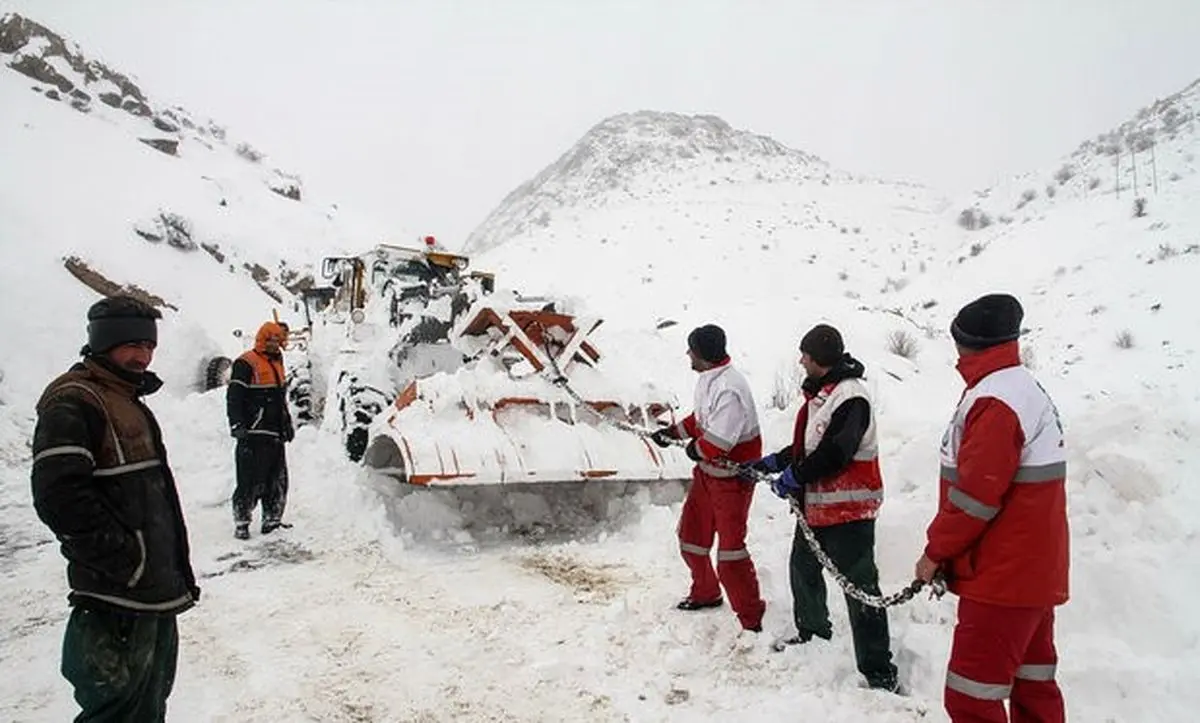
[361,384,693,492]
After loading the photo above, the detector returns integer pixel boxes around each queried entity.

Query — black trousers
[789,518,897,685]
[61,606,178,722]
[232,437,289,526]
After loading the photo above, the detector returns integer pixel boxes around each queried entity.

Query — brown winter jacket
[31,358,198,615]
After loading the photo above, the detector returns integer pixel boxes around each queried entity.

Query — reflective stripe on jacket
[925,342,1070,607]
[675,359,762,476]
[793,377,883,526]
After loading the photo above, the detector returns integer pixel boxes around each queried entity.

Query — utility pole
[1131,145,1139,195]
[1151,140,1159,194]
[1115,149,1121,199]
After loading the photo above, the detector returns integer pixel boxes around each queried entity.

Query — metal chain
[539,349,946,609]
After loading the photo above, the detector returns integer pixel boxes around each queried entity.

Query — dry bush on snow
[957,207,992,231]
[887,330,919,359]
[1115,330,1135,349]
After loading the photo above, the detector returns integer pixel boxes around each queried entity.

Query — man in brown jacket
[31,295,199,722]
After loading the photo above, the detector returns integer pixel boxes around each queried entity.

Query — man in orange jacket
[916,293,1068,722]
[227,321,295,540]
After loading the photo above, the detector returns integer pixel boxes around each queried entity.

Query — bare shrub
[887,330,919,359]
[157,212,195,250]
[1045,184,1057,198]
[969,242,985,257]
[235,142,263,163]
[1133,198,1147,217]
[770,362,804,410]
[1015,188,1037,210]
[957,207,992,230]
[1114,330,1134,349]
[1087,177,1101,190]
[1054,164,1075,185]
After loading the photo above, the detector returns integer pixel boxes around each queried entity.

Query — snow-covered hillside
[2,11,1198,722]
[0,11,398,399]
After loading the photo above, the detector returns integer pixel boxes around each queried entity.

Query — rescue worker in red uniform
[227,321,295,540]
[915,293,1068,723]
[651,324,766,632]
[753,324,898,691]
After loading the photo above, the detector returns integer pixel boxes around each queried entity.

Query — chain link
[542,341,945,608]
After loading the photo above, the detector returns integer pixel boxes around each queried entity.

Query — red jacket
[924,342,1069,607]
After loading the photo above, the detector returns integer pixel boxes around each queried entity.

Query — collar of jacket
[955,341,1021,388]
[698,356,732,377]
[802,353,865,399]
[82,357,164,398]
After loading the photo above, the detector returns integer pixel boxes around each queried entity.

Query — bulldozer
[282,239,693,539]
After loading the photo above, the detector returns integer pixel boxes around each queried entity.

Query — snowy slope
[0,12,398,400]
[2,12,1199,723]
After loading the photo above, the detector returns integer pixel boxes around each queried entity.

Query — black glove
[649,427,676,448]
[283,424,295,443]
[231,426,247,440]
[684,439,703,462]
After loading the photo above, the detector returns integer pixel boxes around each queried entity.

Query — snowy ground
[3,14,1200,721]
[4,338,1199,721]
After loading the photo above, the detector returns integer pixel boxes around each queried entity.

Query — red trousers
[677,469,765,630]
[945,598,1065,723]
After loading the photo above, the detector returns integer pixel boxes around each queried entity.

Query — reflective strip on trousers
[1016,664,1056,681]
[806,488,883,505]
[946,670,1012,700]
[33,445,95,464]
[93,459,161,477]
[716,548,749,562]
[680,542,710,556]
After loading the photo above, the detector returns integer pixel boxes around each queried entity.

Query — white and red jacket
[673,358,762,477]
[925,341,1070,608]
[788,371,884,527]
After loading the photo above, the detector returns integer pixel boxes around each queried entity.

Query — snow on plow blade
[362,387,693,491]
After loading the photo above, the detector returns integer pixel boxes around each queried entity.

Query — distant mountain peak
[462,110,835,254]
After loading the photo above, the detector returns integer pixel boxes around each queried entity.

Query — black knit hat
[800,323,844,367]
[950,293,1023,350]
[687,324,727,363]
[83,295,161,356]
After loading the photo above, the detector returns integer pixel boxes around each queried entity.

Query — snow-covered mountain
[2,11,1198,722]
[461,109,961,391]
[463,111,837,255]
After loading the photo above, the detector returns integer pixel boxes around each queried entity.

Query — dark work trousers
[790,518,897,685]
[232,437,289,526]
[61,606,179,723]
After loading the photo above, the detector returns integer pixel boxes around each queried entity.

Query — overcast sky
[5,0,1199,248]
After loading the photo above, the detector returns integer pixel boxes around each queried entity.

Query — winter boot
[234,523,250,540]
[675,597,723,611]
[261,519,292,535]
